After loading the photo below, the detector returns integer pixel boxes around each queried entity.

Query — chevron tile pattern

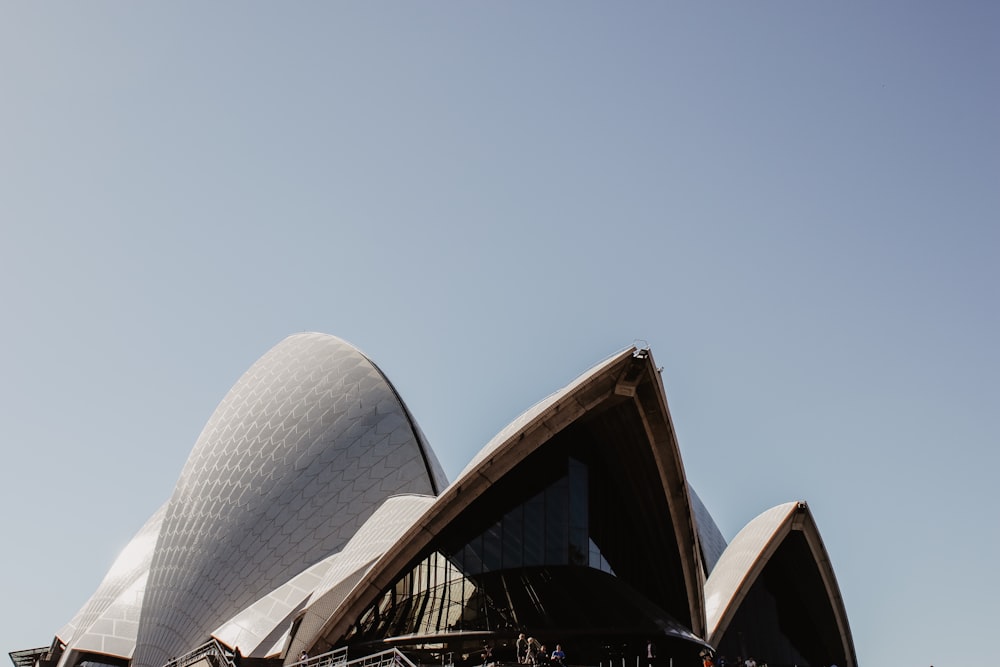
[132,334,445,667]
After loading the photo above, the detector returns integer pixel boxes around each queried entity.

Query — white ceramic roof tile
[211,556,337,656]
[456,348,635,480]
[56,504,166,660]
[132,334,446,667]
[703,502,798,634]
[69,574,147,657]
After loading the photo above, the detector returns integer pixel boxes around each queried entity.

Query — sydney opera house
[11,334,856,667]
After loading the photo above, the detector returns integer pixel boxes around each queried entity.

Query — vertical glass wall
[449,458,610,575]
[350,456,628,640]
[341,404,705,667]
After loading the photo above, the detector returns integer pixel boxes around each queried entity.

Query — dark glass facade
[715,533,847,667]
[342,403,706,665]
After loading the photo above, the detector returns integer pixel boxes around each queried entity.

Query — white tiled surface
[56,504,167,663]
[132,334,445,667]
[703,502,797,635]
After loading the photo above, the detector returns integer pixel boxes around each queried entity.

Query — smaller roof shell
[55,504,167,666]
[703,502,856,667]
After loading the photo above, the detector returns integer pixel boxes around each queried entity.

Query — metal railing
[163,639,234,667]
[292,648,415,667]
[346,648,417,667]
[166,642,416,667]
[290,647,349,667]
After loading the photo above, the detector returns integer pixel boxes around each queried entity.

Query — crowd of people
[514,633,566,667]
[481,634,566,667]
[700,653,765,667]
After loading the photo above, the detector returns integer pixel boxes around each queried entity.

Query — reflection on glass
[349,457,622,640]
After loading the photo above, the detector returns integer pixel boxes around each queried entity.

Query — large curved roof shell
[132,334,447,667]
[704,502,856,667]
[55,504,167,665]
[296,346,708,651]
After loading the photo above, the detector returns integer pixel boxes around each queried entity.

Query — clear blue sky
[2,3,996,666]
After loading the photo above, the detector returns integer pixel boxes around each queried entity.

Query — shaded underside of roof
[9,648,48,667]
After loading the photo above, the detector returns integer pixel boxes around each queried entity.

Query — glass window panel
[411,590,429,634]
[569,459,589,565]
[502,504,523,568]
[429,552,446,588]
[465,589,486,630]
[523,491,545,566]
[463,536,484,575]
[569,457,588,531]
[569,526,588,566]
[418,585,440,634]
[545,477,569,564]
[444,576,468,631]
[351,455,642,644]
[448,543,465,573]
[483,521,502,572]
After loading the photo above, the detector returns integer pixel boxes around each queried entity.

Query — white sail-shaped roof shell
[55,504,167,665]
[132,334,447,667]
[704,501,856,667]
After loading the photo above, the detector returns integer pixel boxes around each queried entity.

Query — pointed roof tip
[454,345,638,481]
